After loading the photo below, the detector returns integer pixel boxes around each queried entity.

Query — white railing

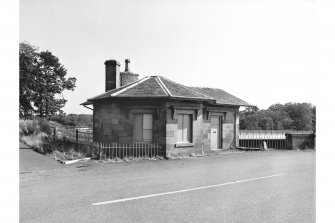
[95,142,162,159]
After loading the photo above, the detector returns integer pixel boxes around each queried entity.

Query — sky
[20,0,317,114]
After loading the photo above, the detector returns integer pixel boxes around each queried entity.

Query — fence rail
[96,142,162,159]
[239,139,287,149]
[240,130,314,134]
[239,130,315,149]
[50,125,93,143]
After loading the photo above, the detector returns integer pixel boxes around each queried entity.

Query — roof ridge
[159,76,214,99]
[87,76,146,101]
[111,76,151,96]
[155,76,171,96]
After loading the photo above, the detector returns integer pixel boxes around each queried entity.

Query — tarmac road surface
[20,147,315,223]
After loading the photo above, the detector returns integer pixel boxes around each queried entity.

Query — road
[20,147,315,223]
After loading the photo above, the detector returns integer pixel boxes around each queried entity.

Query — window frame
[133,113,153,142]
[177,114,193,143]
[142,113,153,142]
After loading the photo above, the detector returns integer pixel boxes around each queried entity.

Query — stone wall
[93,99,241,157]
[203,106,239,151]
[286,133,315,149]
[164,101,240,157]
[93,100,166,149]
[165,101,203,157]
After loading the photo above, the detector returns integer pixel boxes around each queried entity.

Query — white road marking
[92,173,285,206]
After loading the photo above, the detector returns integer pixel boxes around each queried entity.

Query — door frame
[210,116,222,150]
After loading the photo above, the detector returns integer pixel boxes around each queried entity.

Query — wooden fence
[239,130,286,149]
[239,130,315,149]
[50,125,93,143]
[239,138,288,149]
[96,142,162,159]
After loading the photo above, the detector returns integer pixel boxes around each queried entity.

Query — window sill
[175,142,195,148]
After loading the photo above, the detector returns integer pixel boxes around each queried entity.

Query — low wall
[286,133,315,149]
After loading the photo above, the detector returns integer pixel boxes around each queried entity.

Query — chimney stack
[104,60,120,92]
[120,59,139,86]
[125,59,131,72]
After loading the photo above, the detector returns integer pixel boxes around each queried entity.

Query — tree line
[240,103,316,131]
[49,113,93,127]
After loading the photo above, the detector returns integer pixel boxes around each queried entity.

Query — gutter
[80,102,93,110]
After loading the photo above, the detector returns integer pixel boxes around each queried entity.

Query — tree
[19,42,39,116]
[284,103,314,130]
[311,106,316,132]
[65,114,79,126]
[265,107,292,130]
[268,103,285,112]
[239,106,261,130]
[258,117,274,130]
[19,42,76,117]
[239,103,315,131]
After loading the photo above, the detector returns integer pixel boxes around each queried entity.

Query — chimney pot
[125,59,131,72]
[120,59,139,86]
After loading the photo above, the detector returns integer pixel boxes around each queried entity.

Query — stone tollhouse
[82,59,251,158]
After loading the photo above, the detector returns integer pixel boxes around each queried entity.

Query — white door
[211,117,220,149]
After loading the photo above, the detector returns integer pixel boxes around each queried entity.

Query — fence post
[76,129,78,142]
[53,127,56,140]
[98,143,101,160]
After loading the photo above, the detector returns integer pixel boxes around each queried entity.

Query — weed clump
[42,136,99,160]
[20,119,52,153]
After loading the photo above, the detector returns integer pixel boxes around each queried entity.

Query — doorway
[210,116,221,149]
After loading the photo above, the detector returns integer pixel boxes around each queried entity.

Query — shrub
[38,119,52,135]
[19,119,52,136]
[20,132,47,153]
[21,120,40,135]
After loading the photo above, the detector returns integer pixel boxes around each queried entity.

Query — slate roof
[82,76,214,105]
[82,76,251,107]
[188,87,251,106]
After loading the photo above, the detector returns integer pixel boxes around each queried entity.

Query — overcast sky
[20,0,316,114]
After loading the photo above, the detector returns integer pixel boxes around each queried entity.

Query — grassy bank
[19,119,51,152]
[20,119,97,161]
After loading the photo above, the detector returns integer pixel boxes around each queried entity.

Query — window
[177,114,192,142]
[133,114,153,142]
